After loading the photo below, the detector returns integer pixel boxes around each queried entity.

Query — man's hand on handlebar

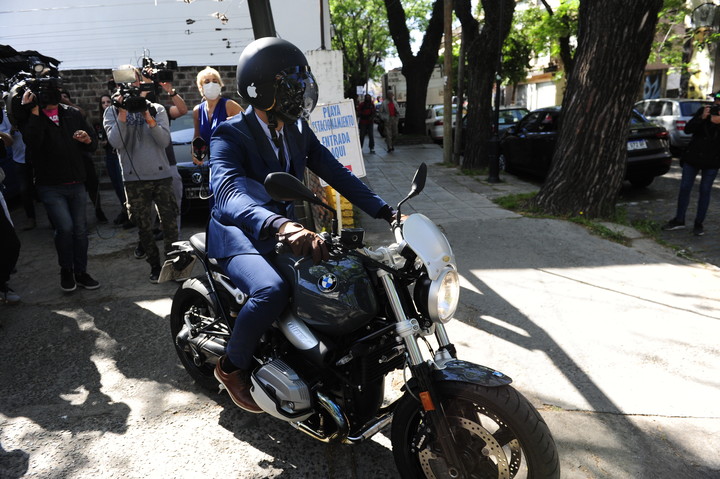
[277,222,329,265]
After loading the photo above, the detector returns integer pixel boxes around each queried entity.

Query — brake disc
[418,416,511,479]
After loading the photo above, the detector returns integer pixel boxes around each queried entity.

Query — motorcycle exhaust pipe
[291,392,393,444]
[176,326,226,364]
[292,392,348,443]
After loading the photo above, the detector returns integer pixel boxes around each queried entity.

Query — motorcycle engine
[250,359,313,421]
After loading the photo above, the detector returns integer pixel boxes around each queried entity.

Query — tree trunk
[384,0,445,135]
[455,0,515,169]
[530,0,663,218]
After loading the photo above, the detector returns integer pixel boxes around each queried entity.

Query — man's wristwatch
[168,89,178,97]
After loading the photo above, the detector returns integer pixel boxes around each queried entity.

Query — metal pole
[486,0,503,183]
[247,0,277,39]
[443,0,453,165]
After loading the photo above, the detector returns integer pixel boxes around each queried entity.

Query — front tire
[391,382,560,478]
[170,278,224,391]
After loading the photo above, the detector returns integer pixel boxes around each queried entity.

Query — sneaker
[60,268,76,292]
[0,284,20,304]
[75,272,100,290]
[134,242,146,259]
[661,218,685,231]
[370,149,375,154]
[693,222,705,236]
[149,265,161,284]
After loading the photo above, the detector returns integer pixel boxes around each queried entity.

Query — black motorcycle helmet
[236,37,318,123]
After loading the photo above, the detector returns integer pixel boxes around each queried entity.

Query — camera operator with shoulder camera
[103,65,178,284]
[18,76,101,292]
[141,59,186,241]
[662,92,720,236]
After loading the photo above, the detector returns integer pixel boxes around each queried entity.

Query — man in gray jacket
[104,66,178,283]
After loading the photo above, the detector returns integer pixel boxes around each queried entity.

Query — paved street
[1,144,719,478]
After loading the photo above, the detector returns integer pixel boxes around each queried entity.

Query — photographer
[662,92,720,236]
[19,82,100,292]
[103,65,178,283]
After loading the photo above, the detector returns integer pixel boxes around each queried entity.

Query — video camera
[3,56,62,126]
[108,66,155,114]
[141,56,177,84]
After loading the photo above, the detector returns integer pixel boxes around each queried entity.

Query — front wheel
[391,382,560,478]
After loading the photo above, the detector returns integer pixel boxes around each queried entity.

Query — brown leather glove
[277,222,329,264]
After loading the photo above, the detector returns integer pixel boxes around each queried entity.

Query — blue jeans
[37,183,89,272]
[218,254,290,370]
[675,163,719,225]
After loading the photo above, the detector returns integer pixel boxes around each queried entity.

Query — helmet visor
[274,66,318,122]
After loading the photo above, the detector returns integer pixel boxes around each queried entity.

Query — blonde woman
[192,67,243,164]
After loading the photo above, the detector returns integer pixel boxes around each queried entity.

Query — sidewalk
[1,143,719,479]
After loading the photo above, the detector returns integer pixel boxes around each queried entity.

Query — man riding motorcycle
[208,37,395,412]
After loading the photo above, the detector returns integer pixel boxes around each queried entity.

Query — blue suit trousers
[218,253,290,370]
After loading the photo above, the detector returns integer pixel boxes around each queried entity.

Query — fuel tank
[274,252,378,335]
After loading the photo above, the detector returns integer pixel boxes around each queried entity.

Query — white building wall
[306,49,344,104]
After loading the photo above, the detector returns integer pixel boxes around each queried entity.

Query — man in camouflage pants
[103,65,178,283]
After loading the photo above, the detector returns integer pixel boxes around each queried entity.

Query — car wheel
[629,176,654,188]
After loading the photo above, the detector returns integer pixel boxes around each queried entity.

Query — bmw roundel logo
[318,273,338,292]
[191,172,203,184]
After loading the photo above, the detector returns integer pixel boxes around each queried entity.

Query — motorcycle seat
[189,233,219,267]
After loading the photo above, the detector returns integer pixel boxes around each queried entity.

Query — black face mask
[38,88,61,107]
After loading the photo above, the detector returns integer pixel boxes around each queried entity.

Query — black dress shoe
[214,357,262,413]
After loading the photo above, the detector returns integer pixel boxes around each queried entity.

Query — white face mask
[203,82,222,100]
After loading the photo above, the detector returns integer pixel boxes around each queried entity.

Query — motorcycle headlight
[428,268,460,323]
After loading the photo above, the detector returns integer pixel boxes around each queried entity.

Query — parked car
[499,106,672,188]
[170,113,210,210]
[634,98,712,154]
[425,104,465,142]
[495,106,529,133]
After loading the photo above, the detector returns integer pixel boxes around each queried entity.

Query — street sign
[308,99,366,186]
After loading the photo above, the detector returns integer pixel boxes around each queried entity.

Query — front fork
[377,269,468,477]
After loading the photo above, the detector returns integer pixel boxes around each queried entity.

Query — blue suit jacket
[207,106,388,258]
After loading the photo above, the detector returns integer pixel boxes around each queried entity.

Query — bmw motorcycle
[161,163,560,478]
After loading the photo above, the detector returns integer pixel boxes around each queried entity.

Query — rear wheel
[391,382,560,478]
[170,278,226,391]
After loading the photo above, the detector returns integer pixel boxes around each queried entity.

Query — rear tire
[170,278,224,391]
[391,381,560,478]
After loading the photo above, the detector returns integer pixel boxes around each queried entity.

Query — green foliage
[649,0,691,68]
[503,0,578,83]
[329,0,394,96]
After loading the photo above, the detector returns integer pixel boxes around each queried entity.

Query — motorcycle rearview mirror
[395,162,427,217]
[264,172,339,235]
